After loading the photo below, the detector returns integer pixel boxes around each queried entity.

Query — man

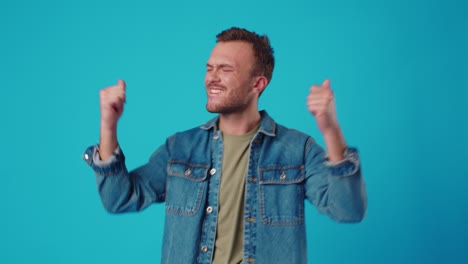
[83,27,367,264]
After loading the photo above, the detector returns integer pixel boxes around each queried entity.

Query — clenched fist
[306,79,339,134]
[100,79,126,130]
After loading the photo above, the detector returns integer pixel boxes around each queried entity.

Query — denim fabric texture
[83,111,367,264]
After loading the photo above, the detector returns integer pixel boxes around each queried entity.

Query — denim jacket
[83,111,367,264]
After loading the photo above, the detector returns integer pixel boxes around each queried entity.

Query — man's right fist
[100,79,126,130]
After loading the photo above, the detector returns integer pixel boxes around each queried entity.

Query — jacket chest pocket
[258,166,305,225]
[166,161,209,216]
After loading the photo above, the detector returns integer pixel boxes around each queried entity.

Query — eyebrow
[206,63,235,69]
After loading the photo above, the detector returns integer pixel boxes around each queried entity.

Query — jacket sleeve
[303,138,367,222]
[83,140,170,213]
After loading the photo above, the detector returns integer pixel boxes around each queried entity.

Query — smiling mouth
[210,89,222,94]
[208,86,225,95]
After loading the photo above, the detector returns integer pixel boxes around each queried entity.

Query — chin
[206,104,219,113]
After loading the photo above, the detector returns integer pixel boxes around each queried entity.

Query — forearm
[322,126,347,162]
[99,123,118,161]
[84,143,169,213]
[97,171,135,213]
[97,169,157,213]
[325,162,367,222]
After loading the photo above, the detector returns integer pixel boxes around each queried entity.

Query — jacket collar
[200,110,276,137]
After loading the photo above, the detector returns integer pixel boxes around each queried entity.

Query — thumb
[117,79,126,90]
[321,79,331,89]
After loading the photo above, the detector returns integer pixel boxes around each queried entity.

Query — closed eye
[206,63,235,72]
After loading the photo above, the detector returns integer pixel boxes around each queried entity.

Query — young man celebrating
[84,27,367,264]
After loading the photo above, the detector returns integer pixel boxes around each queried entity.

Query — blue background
[1,0,467,263]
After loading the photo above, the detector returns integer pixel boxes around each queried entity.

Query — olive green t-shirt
[212,127,258,264]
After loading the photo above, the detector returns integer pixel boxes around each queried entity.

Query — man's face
[205,41,258,114]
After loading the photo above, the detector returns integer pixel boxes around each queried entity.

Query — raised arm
[99,79,126,160]
[305,79,367,222]
[83,80,167,213]
[306,79,346,161]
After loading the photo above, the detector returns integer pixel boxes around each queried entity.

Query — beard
[206,99,249,114]
[205,85,253,114]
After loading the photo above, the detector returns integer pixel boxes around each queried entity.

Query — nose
[205,69,220,84]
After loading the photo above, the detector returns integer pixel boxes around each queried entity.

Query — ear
[252,76,268,95]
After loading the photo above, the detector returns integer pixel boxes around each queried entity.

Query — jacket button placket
[198,130,223,263]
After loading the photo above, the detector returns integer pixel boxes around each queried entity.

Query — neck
[218,108,261,135]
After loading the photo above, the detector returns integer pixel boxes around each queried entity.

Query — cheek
[227,73,242,85]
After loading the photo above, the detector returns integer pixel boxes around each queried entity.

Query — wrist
[100,121,117,134]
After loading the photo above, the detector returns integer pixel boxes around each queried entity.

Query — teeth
[211,89,222,94]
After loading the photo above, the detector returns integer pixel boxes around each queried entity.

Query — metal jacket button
[280,172,286,180]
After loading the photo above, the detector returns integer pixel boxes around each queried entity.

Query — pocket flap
[259,166,304,184]
[167,161,209,181]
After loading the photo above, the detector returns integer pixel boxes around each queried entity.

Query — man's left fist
[306,79,339,134]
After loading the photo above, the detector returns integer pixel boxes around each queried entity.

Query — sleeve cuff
[83,145,125,176]
[324,147,360,177]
